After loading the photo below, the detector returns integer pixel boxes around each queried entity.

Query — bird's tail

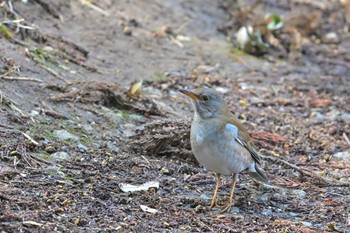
[248,164,269,183]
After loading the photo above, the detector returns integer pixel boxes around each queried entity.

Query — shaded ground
[1,0,350,232]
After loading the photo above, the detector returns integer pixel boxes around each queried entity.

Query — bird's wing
[226,116,262,165]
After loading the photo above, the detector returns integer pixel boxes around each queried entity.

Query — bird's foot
[209,198,225,209]
[219,201,233,213]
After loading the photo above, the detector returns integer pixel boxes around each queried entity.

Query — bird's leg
[209,174,221,208]
[221,173,238,213]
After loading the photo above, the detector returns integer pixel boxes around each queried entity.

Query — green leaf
[0,25,13,39]
[267,14,283,30]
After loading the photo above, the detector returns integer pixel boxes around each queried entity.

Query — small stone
[215,87,229,94]
[160,167,170,175]
[340,112,350,122]
[82,124,94,132]
[102,108,124,124]
[122,123,137,137]
[30,110,39,117]
[290,189,306,198]
[230,207,240,213]
[199,194,210,201]
[45,165,66,178]
[50,152,70,162]
[45,146,56,153]
[333,151,350,160]
[322,32,339,44]
[78,143,88,152]
[301,221,313,227]
[123,26,132,36]
[168,71,187,79]
[129,114,147,122]
[106,141,120,153]
[289,212,298,217]
[311,111,325,120]
[261,209,272,216]
[53,130,79,141]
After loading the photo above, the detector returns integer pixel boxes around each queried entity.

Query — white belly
[191,122,252,175]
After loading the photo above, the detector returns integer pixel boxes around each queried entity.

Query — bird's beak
[178,89,199,100]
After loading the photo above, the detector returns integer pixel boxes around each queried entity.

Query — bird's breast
[190,121,252,175]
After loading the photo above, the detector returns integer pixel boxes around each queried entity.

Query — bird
[179,87,269,212]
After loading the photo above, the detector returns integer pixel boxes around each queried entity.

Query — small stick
[0,66,19,78]
[1,76,43,82]
[21,132,39,145]
[141,155,151,165]
[79,0,109,16]
[260,153,349,187]
[343,133,350,147]
[38,63,70,83]
[40,108,68,119]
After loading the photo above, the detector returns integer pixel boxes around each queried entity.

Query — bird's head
[179,87,229,119]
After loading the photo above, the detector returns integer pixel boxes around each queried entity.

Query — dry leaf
[140,205,158,214]
[119,181,159,193]
[128,81,143,98]
[311,98,332,107]
[250,131,286,143]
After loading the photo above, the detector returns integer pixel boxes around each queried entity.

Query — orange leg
[209,174,221,208]
[221,174,238,213]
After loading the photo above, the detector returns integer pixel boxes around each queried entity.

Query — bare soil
[1,0,350,232]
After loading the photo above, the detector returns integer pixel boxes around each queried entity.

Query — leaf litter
[0,0,350,232]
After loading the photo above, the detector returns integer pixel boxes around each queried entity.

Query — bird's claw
[219,202,233,213]
[209,199,226,209]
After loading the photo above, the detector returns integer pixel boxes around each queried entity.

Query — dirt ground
[1,0,350,232]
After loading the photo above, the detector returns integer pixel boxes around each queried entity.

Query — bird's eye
[201,95,210,102]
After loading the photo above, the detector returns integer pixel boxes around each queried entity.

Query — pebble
[30,110,40,117]
[289,212,298,217]
[106,141,120,153]
[230,207,240,214]
[215,87,229,94]
[199,194,211,201]
[261,209,272,216]
[53,130,80,141]
[322,32,339,44]
[78,143,88,152]
[340,112,350,122]
[50,151,70,161]
[45,165,66,178]
[333,151,350,160]
[290,189,306,198]
[300,221,313,227]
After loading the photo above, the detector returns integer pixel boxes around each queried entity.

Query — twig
[0,19,35,30]
[21,132,39,146]
[343,133,350,147]
[1,76,43,82]
[38,63,70,83]
[79,0,109,16]
[0,65,19,78]
[30,154,53,165]
[196,219,215,232]
[260,153,349,187]
[0,91,27,117]
[141,155,151,165]
[40,108,68,119]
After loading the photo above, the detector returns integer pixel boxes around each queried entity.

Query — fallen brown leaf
[310,98,332,107]
[250,131,286,143]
